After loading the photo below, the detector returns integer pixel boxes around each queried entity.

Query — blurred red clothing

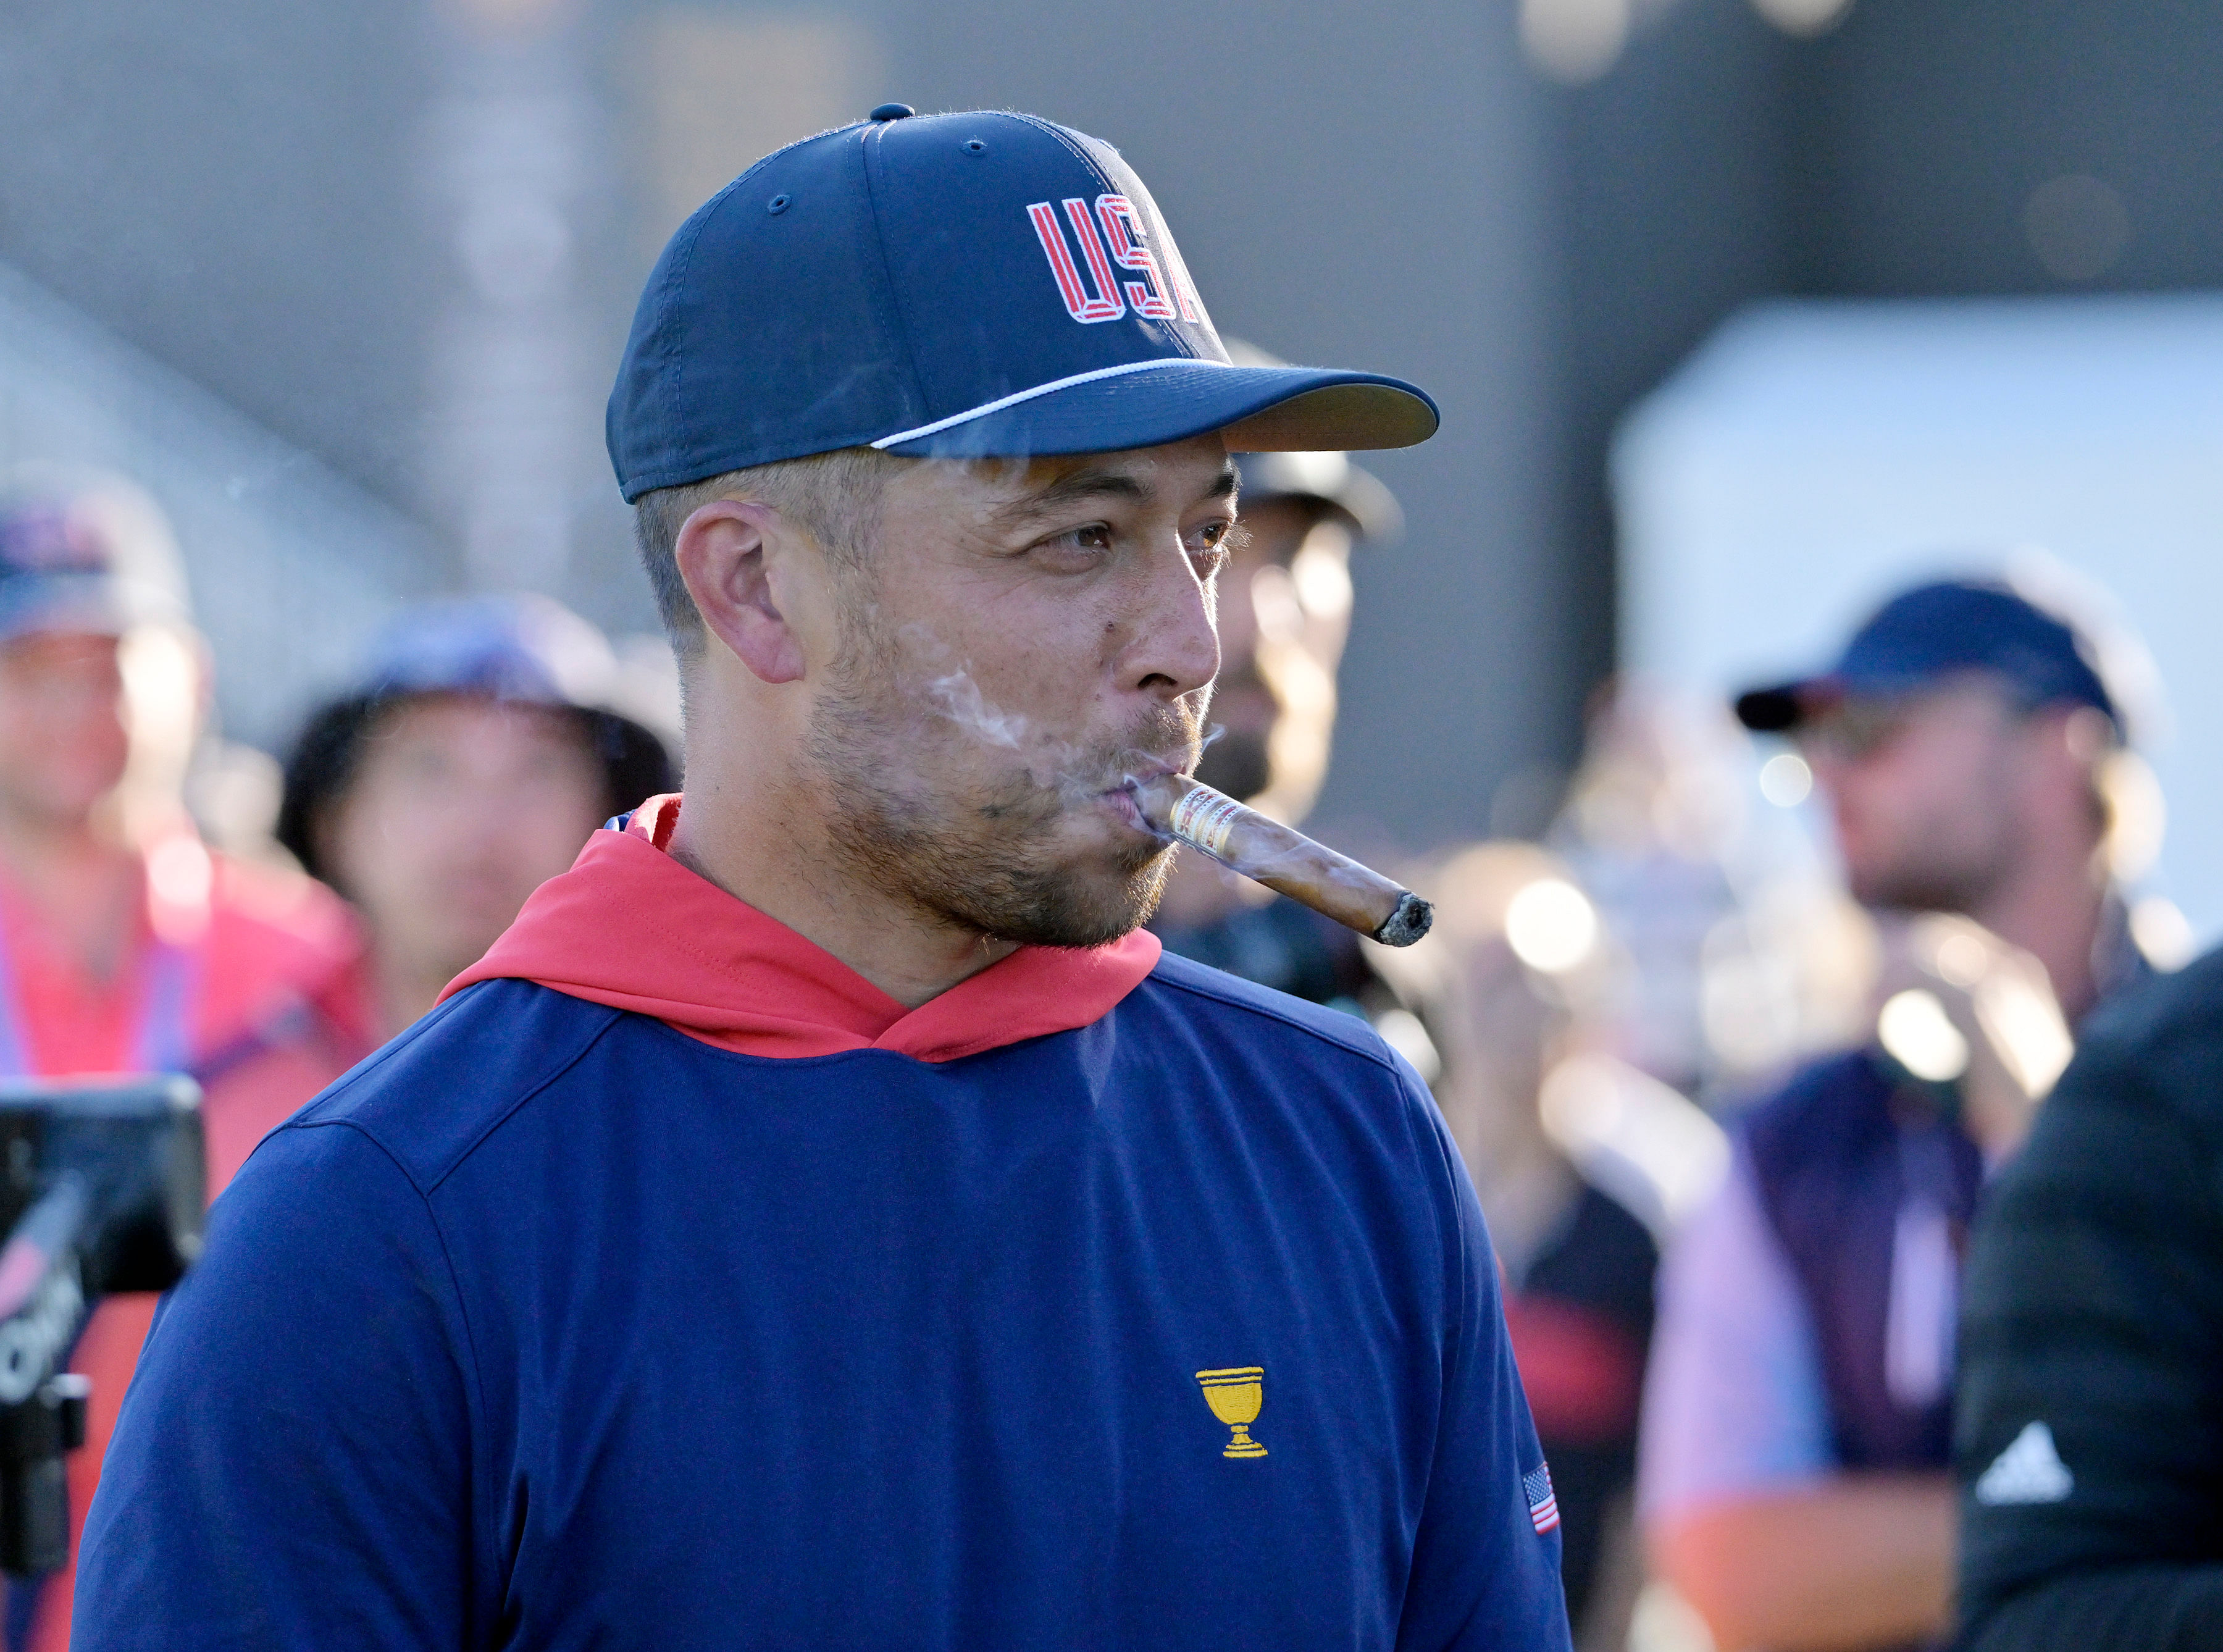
[0,834,374,1652]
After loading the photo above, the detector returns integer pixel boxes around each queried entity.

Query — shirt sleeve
[1638,1148,1835,1524]
[1955,1025,2223,1652]
[72,1117,483,1651]
[1396,1074,1575,1652]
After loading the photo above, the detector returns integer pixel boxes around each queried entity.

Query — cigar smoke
[903,626,1205,811]
[1129,771,1433,947]
[892,631,1428,946]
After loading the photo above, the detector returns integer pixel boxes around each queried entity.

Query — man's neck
[666,789,1018,1011]
[1967,850,2109,1023]
[0,797,141,981]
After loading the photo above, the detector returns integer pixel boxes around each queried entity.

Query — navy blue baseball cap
[607,107,1439,500]
[358,594,626,709]
[1735,579,2120,735]
[0,477,190,642]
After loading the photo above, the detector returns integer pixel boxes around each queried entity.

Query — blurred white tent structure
[1615,293,2223,942]
[0,258,436,751]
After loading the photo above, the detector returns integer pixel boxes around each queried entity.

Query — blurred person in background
[1549,682,1873,1109]
[1149,343,1414,1025]
[1640,577,2161,1651]
[0,476,366,1652]
[1387,841,1679,1650]
[1547,687,1751,1099]
[276,594,674,1040]
[1954,945,2223,1650]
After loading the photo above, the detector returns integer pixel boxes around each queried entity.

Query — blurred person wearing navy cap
[1642,575,2168,1652]
[78,109,1569,1651]
[0,474,370,1652]
[275,594,674,1038]
[1733,577,2156,1019]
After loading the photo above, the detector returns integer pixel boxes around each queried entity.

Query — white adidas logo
[1974,1420,2074,1506]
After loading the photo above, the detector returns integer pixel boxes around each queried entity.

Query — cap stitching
[640,122,871,495]
[856,121,931,427]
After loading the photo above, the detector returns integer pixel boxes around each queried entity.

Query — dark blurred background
[2,0,2219,844]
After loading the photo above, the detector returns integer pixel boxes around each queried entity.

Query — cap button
[868,103,915,122]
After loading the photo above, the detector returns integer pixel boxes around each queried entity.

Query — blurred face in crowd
[0,631,130,828]
[320,694,608,985]
[1798,673,2096,914]
[1190,495,1354,821]
[683,438,1230,947]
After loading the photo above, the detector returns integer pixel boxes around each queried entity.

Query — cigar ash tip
[1371,891,1433,948]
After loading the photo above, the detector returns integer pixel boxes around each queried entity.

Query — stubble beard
[1846,804,2020,916]
[805,628,1200,950]
[1853,853,2002,920]
[1842,774,2020,920]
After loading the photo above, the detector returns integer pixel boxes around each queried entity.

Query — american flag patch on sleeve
[1523,1463,1560,1535]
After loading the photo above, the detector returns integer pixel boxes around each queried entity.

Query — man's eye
[1187,521,1234,577]
[1037,524,1114,561]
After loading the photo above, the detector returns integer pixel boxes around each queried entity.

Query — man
[1639,579,2158,1651]
[77,107,1570,1650]
[0,476,366,1652]
[277,593,673,1037]
[1150,356,1409,1017]
[1954,949,2223,1650]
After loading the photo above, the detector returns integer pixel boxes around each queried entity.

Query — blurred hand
[1870,913,2072,1162]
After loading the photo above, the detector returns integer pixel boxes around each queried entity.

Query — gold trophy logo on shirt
[1195,1367,1268,1458]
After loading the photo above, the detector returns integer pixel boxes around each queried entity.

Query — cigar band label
[1169,788,1244,858]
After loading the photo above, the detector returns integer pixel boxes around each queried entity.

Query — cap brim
[1737,664,1984,731]
[1734,679,1832,732]
[875,362,1438,460]
[0,579,147,644]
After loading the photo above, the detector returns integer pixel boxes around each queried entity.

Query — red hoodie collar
[441,795,1160,1063]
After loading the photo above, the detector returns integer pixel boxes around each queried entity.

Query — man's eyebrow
[991,458,1241,527]
[994,467,1151,526]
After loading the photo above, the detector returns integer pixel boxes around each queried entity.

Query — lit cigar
[1132,773,1433,947]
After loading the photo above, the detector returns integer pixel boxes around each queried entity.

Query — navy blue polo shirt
[75,956,1568,1650]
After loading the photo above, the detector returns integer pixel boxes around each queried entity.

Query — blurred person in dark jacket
[1146,344,1415,1028]
[1954,949,2223,1651]
[1395,842,1667,1648]
[0,474,369,1652]
[277,594,673,1040]
[1641,577,2163,1652]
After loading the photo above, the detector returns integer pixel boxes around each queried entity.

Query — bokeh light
[1878,988,1970,1083]
[1505,878,1602,975]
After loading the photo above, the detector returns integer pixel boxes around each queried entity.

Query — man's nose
[1118,539,1220,700]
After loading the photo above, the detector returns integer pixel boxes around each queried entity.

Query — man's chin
[1851,866,1979,918]
[955,839,1173,950]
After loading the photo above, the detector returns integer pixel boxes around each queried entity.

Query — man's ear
[675,500,808,685]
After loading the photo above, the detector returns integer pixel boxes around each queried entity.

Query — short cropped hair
[630,448,908,658]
